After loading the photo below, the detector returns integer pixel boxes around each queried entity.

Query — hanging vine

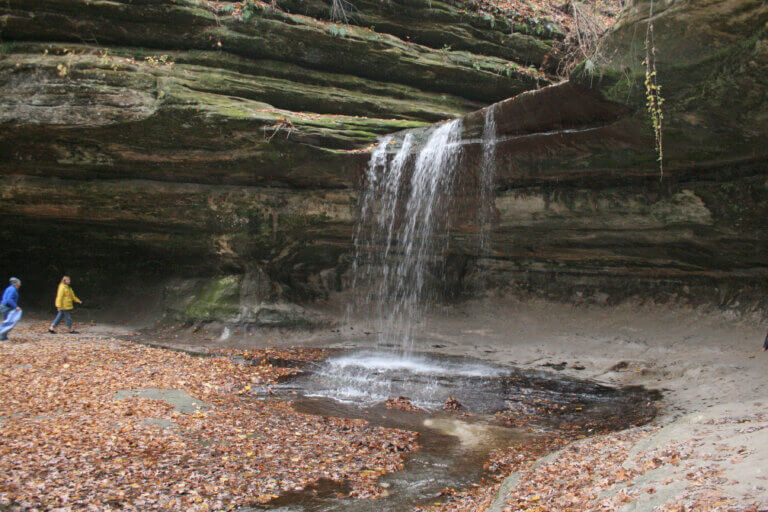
[644,0,664,180]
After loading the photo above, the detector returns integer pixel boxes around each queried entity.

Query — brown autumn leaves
[0,324,416,511]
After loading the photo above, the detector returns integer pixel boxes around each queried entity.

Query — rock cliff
[369,0,768,311]
[1,0,766,322]
[0,0,559,317]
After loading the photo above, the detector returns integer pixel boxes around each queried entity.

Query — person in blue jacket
[0,277,21,341]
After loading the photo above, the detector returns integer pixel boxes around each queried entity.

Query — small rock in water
[385,396,423,412]
[444,397,463,411]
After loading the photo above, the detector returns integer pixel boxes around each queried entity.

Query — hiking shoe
[48,328,56,334]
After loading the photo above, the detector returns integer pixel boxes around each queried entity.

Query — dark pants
[52,310,72,330]
[764,330,768,350]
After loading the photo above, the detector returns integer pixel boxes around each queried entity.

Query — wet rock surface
[374,0,768,310]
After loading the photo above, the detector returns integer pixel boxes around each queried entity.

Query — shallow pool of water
[247,350,656,511]
[293,350,511,413]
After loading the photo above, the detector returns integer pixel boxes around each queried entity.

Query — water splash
[352,120,463,350]
[296,350,508,411]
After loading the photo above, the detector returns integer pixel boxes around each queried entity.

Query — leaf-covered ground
[0,322,417,511]
[2,320,766,512]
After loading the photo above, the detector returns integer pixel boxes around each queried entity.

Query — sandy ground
[335,299,767,510]
[414,300,768,511]
[163,297,767,414]
[7,298,768,510]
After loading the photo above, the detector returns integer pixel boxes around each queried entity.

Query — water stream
[351,107,502,352]
[478,104,498,257]
[249,350,657,512]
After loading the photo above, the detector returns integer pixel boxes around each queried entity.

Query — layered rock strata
[375,0,768,310]
[2,0,766,320]
[0,0,559,316]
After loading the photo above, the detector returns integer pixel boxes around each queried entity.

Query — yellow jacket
[55,283,81,311]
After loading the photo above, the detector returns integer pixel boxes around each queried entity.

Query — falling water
[478,104,498,256]
[352,119,463,350]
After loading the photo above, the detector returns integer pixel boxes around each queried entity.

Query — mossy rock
[171,276,243,323]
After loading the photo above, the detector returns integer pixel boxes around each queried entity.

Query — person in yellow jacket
[48,276,83,334]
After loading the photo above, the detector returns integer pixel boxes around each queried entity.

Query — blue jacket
[1,285,19,309]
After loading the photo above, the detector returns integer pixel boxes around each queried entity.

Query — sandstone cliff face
[1,0,766,321]
[0,0,558,317]
[379,0,768,310]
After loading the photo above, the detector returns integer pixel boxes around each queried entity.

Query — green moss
[0,42,17,54]
[182,276,241,321]
[216,3,235,15]
[242,0,259,23]
[274,0,561,64]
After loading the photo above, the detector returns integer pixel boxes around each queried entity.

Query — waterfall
[478,104,498,257]
[352,119,463,350]
[351,109,499,350]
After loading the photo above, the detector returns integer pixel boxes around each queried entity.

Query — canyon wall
[381,0,768,313]
[1,0,766,323]
[0,0,557,319]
